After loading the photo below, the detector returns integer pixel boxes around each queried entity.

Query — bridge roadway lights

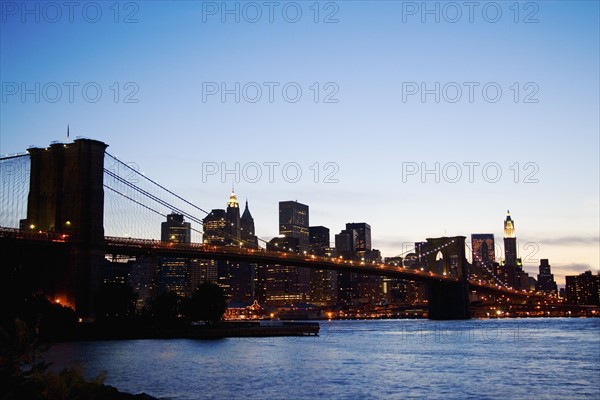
[428,281,471,320]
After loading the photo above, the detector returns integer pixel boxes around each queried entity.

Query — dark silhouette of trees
[185,282,227,325]
[94,283,138,323]
[148,291,182,326]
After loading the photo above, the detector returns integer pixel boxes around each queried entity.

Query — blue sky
[1,1,598,284]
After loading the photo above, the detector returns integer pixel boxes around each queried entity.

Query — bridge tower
[425,236,470,319]
[21,139,107,317]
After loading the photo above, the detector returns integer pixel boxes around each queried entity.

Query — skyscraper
[203,209,227,246]
[335,228,358,306]
[258,201,311,306]
[472,234,495,265]
[159,213,191,297]
[536,259,558,294]
[309,226,337,306]
[222,193,253,302]
[161,213,191,243]
[345,222,372,257]
[565,271,600,305]
[309,226,330,256]
[503,210,521,289]
[226,190,241,245]
[258,236,308,305]
[503,211,517,266]
[471,234,498,284]
[279,201,309,252]
[240,199,258,248]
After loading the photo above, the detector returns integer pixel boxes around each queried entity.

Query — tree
[186,283,227,325]
[148,291,182,326]
[94,283,138,323]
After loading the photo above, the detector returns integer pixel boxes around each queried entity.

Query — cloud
[551,263,598,275]
[527,236,600,246]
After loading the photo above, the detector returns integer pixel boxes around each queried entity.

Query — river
[46,318,600,399]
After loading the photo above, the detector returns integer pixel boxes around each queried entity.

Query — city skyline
[1,1,598,286]
[188,188,591,288]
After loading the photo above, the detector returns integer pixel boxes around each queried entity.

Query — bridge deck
[0,227,544,300]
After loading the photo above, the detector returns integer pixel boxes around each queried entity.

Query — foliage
[148,291,182,324]
[94,283,138,323]
[185,282,227,325]
[0,320,153,400]
[0,294,76,342]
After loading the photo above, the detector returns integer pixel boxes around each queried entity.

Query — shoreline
[56,321,320,342]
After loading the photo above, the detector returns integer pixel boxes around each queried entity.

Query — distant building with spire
[240,199,258,248]
[204,197,257,299]
[226,190,241,245]
[502,210,529,290]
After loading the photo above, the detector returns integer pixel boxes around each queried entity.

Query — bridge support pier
[22,139,108,317]
[428,281,470,320]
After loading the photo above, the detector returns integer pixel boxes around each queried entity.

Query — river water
[46,319,600,399]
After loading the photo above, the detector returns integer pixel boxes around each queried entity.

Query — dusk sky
[1,1,598,285]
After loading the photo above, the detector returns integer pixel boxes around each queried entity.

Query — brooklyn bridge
[0,139,550,320]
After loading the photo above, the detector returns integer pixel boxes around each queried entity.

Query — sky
[1,1,598,285]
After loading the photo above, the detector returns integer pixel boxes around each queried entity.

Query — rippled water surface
[46,319,600,399]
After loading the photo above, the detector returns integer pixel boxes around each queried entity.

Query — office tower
[335,229,356,259]
[503,210,520,289]
[240,200,258,248]
[226,190,241,245]
[221,193,253,302]
[536,259,558,293]
[258,201,311,305]
[201,208,229,297]
[335,225,382,306]
[472,234,495,265]
[129,256,160,309]
[565,271,600,305]
[258,236,309,305]
[203,209,227,246]
[279,201,309,252]
[159,213,191,297]
[309,226,330,256]
[335,228,358,306]
[471,234,497,284]
[162,213,191,243]
[358,248,383,305]
[345,222,372,258]
[236,199,258,301]
[309,226,337,306]
[503,210,517,263]
[189,259,218,288]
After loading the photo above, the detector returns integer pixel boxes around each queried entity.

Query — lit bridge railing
[0,227,544,298]
[104,236,462,284]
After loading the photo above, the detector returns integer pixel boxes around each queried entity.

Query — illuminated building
[203,209,227,246]
[226,190,241,245]
[336,224,382,306]
[258,236,310,305]
[345,222,372,258]
[565,271,600,305]
[129,256,159,309]
[309,226,337,306]
[159,213,191,297]
[240,200,258,248]
[335,228,358,306]
[535,259,557,294]
[257,201,311,305]
[471,234,497,284]
[279,200,309,252]
[503,210,522,289]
